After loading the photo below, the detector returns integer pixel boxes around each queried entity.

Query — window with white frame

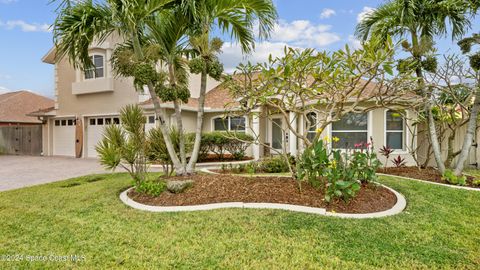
[306,112,317,142]
[84,55,104,79]
[213,116,245,132]
[385,110,405,150]
[331,112,368,149]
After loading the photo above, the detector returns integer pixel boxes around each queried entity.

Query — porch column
[252,109,261,160]
[288,111,298,156]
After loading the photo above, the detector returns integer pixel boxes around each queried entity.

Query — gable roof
[0,91,54,124]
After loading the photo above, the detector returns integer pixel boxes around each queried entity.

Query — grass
[0,173,479,269]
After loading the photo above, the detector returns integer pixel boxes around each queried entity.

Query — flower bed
[127,174,397,214]
[378,167,480,189]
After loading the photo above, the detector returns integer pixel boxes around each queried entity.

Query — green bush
[136,180,166,197]
[296,139,380,202]
[147,127,194,176]
[441,170,467,186]
[199,132,253,161]
[261,156,290,173]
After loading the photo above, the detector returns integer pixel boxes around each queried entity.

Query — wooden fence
[0,125,43,156]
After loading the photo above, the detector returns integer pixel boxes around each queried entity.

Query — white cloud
[320,8,336,19]
[348,35,362,49]
[357,6,375,23]
[0,20,51,32]
[0,0,17,4]
[219,41,293,73]
[270,20,340,47]
[219,19,342,73]
[0,86,10,94]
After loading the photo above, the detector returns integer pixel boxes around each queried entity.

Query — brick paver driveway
[0,155,110,191]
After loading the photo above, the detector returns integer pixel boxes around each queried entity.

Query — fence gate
[0,125,42,156]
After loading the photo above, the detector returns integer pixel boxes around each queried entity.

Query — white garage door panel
[53,120,75,156]
[87,125,105,158]
[87,116,120,158]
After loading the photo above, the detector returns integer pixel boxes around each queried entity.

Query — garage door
[86,116,120,158]
[53,118,75,156]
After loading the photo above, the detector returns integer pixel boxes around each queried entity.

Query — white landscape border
[119,172,407,219]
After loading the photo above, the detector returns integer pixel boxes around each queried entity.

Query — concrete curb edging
[151,159,253,170]
[378,173,480,192]
[119,185,407,219]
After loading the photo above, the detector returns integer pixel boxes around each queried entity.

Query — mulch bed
[378,166,479,188]
[198,154,253,163]
[128,174,397,214]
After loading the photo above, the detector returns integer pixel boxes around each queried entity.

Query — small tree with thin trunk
[226,39,417,176]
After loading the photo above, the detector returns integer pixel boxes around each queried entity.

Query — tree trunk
[410,31,445,174]
[454,86,480,175]
[131,33,185,175]
[186,68,208,174]
[426,100,446,174]
[445,127,456,168]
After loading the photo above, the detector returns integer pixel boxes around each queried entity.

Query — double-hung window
[331,112,368,149]
[85,55,104,79]
[385,110,405,150]
[213,116,245,132]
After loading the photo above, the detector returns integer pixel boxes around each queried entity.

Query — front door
[271,117,284,152]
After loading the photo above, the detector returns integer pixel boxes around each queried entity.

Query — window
[67,119,74,126]
[148,116,155,124]
[306,112,317,142]
[55,120,60,126]
[386,110,405,150]
[213,116,246,132]
[113,117,120,124]
[89,118,96,125]
[61,120,67,126]
[84,55,104,79]
[97,118,104,125]
[105,118,112,125]
[331,112,368,149]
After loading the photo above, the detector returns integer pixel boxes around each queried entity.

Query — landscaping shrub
[199,132,253,161]
[261,156,290,173]
[147,127,194,176]
[136,180,166,197]
[441,169,467,186]
[296,138,381,202]
[392,155,407,167]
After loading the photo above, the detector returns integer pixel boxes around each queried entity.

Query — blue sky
[0,0,478,97]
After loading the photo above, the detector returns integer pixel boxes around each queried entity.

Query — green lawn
[0,173,479,269]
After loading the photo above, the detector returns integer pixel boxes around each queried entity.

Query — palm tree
[53,0,191,174]
[356,0,477,174]
[53,0,277,175]
[185,0,277,174]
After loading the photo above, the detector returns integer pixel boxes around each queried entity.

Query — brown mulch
[128,174,397,214]
[198,154,253,163]
[378,166,478,188]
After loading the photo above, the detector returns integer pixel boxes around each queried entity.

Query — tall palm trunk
[167,63,187,171]
[132,33,186,175]
[454,86,480,175]
[186,68,208,173]
[412,32,446,173]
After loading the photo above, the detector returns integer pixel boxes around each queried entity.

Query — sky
[0,0,478,98]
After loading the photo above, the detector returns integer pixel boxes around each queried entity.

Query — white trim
[384,109,408,154]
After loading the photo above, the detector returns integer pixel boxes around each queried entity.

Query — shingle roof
[0,91,54,124]
[140,80,239,110]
